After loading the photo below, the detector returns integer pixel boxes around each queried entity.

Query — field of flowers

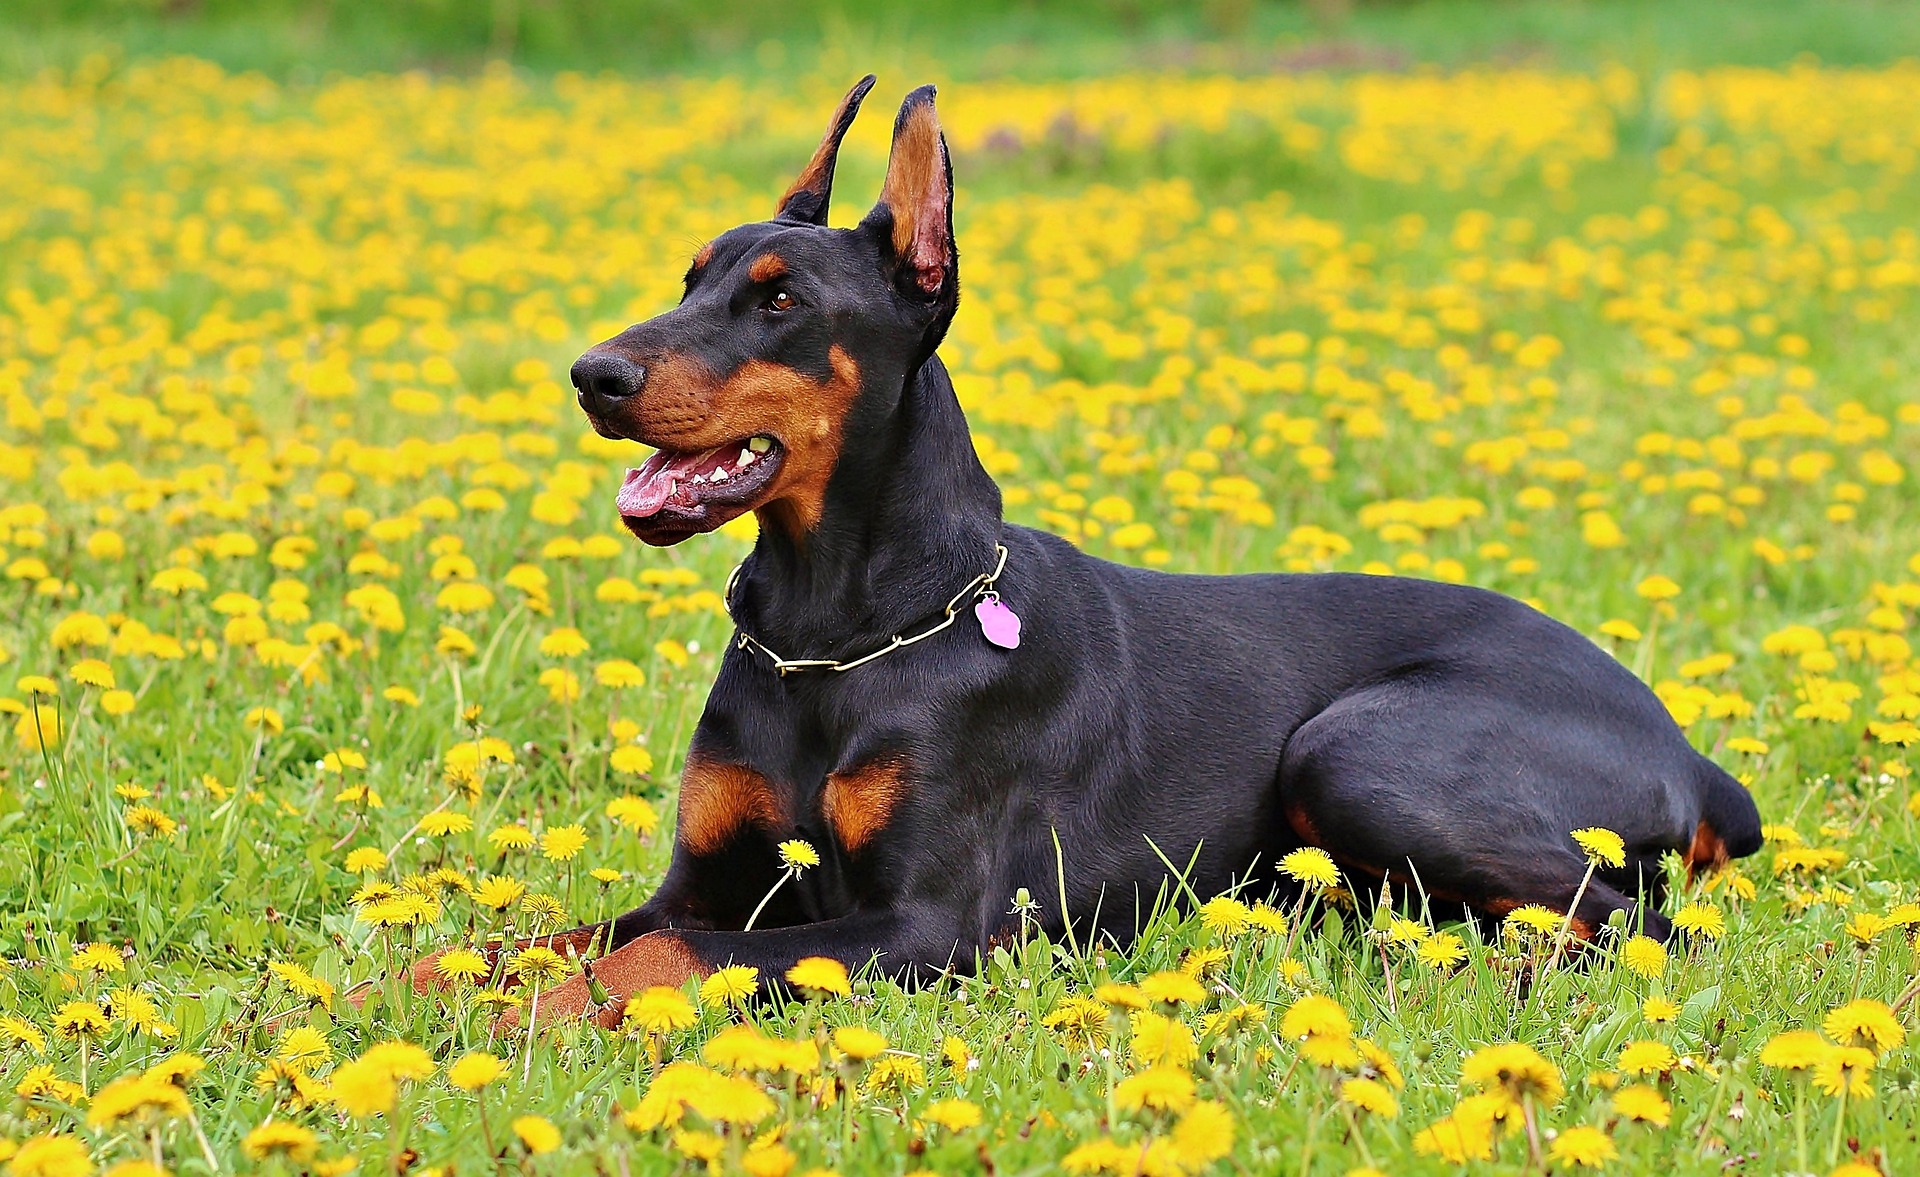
[2,45,1919,1177]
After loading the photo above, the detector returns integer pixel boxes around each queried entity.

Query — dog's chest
[676,735,914,863]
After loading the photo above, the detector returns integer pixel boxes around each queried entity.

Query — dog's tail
[1685,757,1763,881]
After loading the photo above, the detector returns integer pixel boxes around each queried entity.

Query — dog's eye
[766,290,796,313]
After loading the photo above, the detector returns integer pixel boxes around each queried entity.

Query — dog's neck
[731,353,1004,659]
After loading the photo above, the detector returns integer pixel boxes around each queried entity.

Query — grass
[1,6,1919,1176]
[6,0,1920,80]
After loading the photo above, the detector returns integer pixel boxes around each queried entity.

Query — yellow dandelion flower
[831,1026,888,1061]
[1570,827,1626,868]
[508,946,569,986]
[1461,1042,1564,1109]
[419,811,473,837]
[53,1002,109,1039]
[785,956,851,997]
[1620,935,1667,979]
[1139,970,1207,1005]
[473,875,527,909]
[538,628,590,658]
[539,823,588,861]
[1617,1040,1677,1076]
[447,1052,505,1092]
[1548,1124,1618,1169]
[343,847,387,874]
[1280,995,1353,1041]
[242,1121,320,1162]
[699,964,760,1008]
[1198,895,1253,935]
[434,948,490,985]
[1340,1076,1399,1118]
[625,987,698,1036]
[488,824,535,852]
[1611,1083,1671,1126]
[1672,903,1726,939]
[1761,1030,1832,1071]
[778,839,820,871]
[1171,1099,1235,1167]
[1280,846,1339,888]
[1129,1010,1199,1069]
[1813,1046,1875,1098]
[1115,1065,1197,1113]
[1823,999,1905,1054]
[8,1135,95,1177]
[1095,983,1149,1010]
[68,943,124,974]
[328,1058,397,1118]
[606,794,659,833]
[1418,931,1468,970]
[513,1115,562,1153]
[1635,575,1680,601]
[919,1097,982,1132]
[1504,904,1563,937]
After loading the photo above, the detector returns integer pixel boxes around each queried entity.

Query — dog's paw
[492,972,625,1035]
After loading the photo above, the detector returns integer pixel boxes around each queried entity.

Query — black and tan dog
[426,78,1762,1027]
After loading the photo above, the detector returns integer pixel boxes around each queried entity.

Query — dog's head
[572,78,958,546]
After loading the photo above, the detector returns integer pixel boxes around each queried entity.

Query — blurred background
[5,0,1920,80]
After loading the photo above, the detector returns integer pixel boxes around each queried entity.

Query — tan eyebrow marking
[748,253,788,283]
[692,241,715,270]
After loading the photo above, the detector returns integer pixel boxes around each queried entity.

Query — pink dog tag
[975,596,1021,649]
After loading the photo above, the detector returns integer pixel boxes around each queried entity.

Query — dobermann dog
[415,78,1762,1028]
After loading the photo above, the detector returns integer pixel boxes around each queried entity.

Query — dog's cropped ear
[775,74,877,226]
[865,85,955,299]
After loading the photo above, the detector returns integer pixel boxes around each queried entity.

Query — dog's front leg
[501,906,961,1031]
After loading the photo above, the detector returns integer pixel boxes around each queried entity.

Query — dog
[412,77,1762,1028]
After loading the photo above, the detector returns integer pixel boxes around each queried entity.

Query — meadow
[2,18,1920,1177]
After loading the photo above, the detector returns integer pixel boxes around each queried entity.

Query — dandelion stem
[1343,1104,1375,1169]
[521,983,542,1083]
[743,869,794,933]
[1828,1085,1848,1167]
[478,1088,499,1168]
[1543,861,1597,978]
[1793,1079,1809,1174]
[1522,1094,1543,1170]
[185,1105,221,1173]
[1297,1102,1320,1177]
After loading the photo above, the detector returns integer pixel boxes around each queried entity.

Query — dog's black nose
[571,352,647,412]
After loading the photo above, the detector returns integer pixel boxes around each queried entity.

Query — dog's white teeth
[692,473,708,484]
[737,448,756,467]
[710,466,729,482]
[748,436,772,453]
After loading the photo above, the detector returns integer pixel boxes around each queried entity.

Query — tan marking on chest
[821,758,908,853]
[677,754,783,855]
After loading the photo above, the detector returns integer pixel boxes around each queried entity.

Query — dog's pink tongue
[617,458,678,517]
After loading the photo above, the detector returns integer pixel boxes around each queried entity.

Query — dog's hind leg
[1277,677,1685,944]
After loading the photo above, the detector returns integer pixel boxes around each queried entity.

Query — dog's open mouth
[616,435,783,541]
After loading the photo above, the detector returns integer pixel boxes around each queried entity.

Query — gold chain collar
[723,544,1010,676]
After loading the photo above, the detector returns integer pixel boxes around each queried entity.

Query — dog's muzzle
[571,352,647,419]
